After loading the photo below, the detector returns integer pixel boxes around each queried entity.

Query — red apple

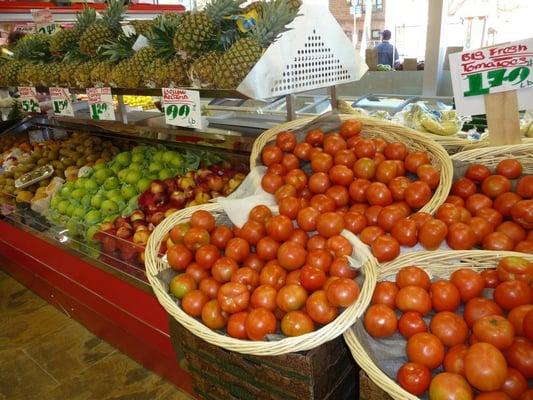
[130,210,145,222]
[150,180,165,195]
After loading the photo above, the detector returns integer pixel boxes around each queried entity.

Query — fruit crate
[169,318,359,400]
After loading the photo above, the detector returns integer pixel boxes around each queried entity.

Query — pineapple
[189,52,221,88]
[17,62,40,86]
[148,57,189,88]
[286,0,302,12]
[49,7,96,57]
[0,60,24,86]
[214,0,298,89]
[58,62,82,87]
[173,0,245,59]
[130,20,154,37]
[38,62,61,87]
[90,62,115,87]
[79,0,127,57]
[13,34,52,62]
[111,47,156,88]
[74,61,98,88]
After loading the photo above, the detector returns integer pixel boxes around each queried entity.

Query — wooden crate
[359,370,393,400]
[169,318,358,400]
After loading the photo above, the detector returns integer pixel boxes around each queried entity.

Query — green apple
[170,153,183,168]
[66,203,77,217]
[132,145,148,155]
[153,150,165,163]
[110,163,121,175]
[129,162,142,171]
[72,207,86,219]
[118,168,130,182]
[84,178,98,193]
[105,189,122,200]
[115,151,132,167]
[75,177,87,188]
[85,209,102,225]
[109,193,125,205]
[94,168,113,184]
[66,219,80,237]
[60,185,72,197]
[103,176,120,190]
[93,162,106,171]
[162,150,178,164]
[103,213,119,223]
[57,199,70,214]
[136,178,151,193]
[71,188,86,200]
[148,161,163,173]
[159,168,173,180]
[101,199,119,216]
[50,195,61,209]
[90,193,105,209]
[131,153,144,163]
[121,184,137,200]
[125,169,141,185]
[85,225,100,242]
[81,194,92,208]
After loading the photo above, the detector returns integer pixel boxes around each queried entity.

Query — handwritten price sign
[50,87,74,117]
[86,87,115,121]
[18,87,41,113]
[31,9,57,35]
[449,38,533,115]
[162,88,203,129]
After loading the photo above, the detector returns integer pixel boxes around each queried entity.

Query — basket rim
[145,203,378,356]
[451,142,533,162]
[249,114,453,216]
[343,249,533,400]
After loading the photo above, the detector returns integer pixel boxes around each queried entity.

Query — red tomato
[384,142,407,160]
[344,211,368,234]
[444,344,469,376]
[482,175,512,198]
[256,236,280,261]
[199,277,221,300]
[169,223,190,245]
[453,177,478,199]
[266,215,294,242]
[360,226,385,245]
[523,310,533,341]
[431,280,461,312]
[404,181,432,209]
[419,219,448,250]
[366,182,393,206]
[477,208,504,228]
[521,390,533,400]
[515,241,533,254]
[475,392,511,400]
[496,159,523,179]
[293,142,312,161]
[245,308,277,340]
[297,207,321,232]
[405,151,430,174]
[353,157,376,180]
[329,164,353,186]
[276,284,308,312]
[249,205,273,224]
[210,225,234,250]
[284,169,308,191]
[306,128,325,145]
[464,297,504,328]
[481,269,501,288]
[306,249,333,273]
[391,218,418,247]
[306,290,338,324]
[288,229,309,248]
[300,265,327,291]
[469,216,494,244]
[349,178,371,203]
[306,234,327,251]
[466,194,493,215]
[169,274,197,299]
[195,244,221,269]
[267,163,286,176]
[329,257,357,279]
[231,267,259,292]
[396,266,431,290]
[190,210,216,232]
[365,205,383,226]
[465,342,508,391]
[396,286,432,316]
[505,338,533,378]
[258,262,287,290]
[375,160,398,184]
[281,310,314,337]
[250,285,277,311]
[326,185,350,207]
[167,244,193,271]
[227,311,249,339]
[501,368,528,400]
[508,305,533,336]
[377,205,405,232]
[516,176,533,199]
[261,145,283,166]
[339,120,362,138]
[225,237,250,263]
[371,281,399,309]
[364,304,398,338]
[397,362,431,396]
[511,200,533,229]
[450,268,485,302]
[326,235,353,258]
[436,203,462,226]
[406,332,445,370]
[447,222,477,250]
[326,277,360,307]
[310,193,336,213]
[473,315,515,350]
[201,299,227,330]
[276,131,297,152]
[354,138,376,158]
[466,164,492,183]
[277,241,307,271]
[399,311,427,338]
[430,311,469,347]
[446,195,466,208]
[323,134,347,156]
[371,235,400,262]
[334,148,356,167]
[494,280,533,311]
[186,262,209,283]
[497,222,526,244]
[217,282,250,314]
[389,176,412,201]
[429,372,473,400]
[316,212,345,238]
[483,232,515,251]
[311,152,333,173]
[417,164,440,189]
[495,192,523,218]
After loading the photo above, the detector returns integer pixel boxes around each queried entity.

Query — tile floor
[0,269,194,400]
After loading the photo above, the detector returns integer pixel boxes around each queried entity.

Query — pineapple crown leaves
[149,17,180,59]
[99,33,136,62]
[205,0,247,25]
[249,0,299,48]
[102,0,127,30]
[75,6,98,32]
[13,34,53,62]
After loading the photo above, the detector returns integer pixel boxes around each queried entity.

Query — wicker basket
[451,143,533,174]
[343,250,533,400]
[460,137,533,152]
[145,203,378,356]
[250,115,453,215]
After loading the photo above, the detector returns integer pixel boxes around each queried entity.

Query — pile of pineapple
[0,0,301,90]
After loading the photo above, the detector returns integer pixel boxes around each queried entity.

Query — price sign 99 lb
[162,88,203,129]
[18,87,41,113]
[86,87,115,121]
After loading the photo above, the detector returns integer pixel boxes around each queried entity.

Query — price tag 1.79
[18,87,41,113]
[50,87,74,117]
[86,87,115,121]
[162,88,203,129]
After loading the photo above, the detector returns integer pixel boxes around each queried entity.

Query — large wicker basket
[451,143,533,174]
[145,203,378,356]
[343,250,533,400]
[250,115,453,215]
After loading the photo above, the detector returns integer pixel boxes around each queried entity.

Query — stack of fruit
[363,259,532,399]
[0,0,301,90]
[165,208,362,340]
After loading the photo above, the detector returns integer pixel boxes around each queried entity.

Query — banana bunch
[397,103,460,136]
[520,116,533,138]
[122,95,156,110]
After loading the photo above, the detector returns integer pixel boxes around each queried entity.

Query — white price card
[18,87,41,113]
[31,9,58,35]
[86,87,115,121]
[162,88,203,129]
[449,38,533,115]
[50,87,74,117]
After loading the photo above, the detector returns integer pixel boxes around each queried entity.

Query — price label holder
[449,38,533,145]
[18,87,41,113]
[50,87,74,117]
[86,87,116,121]
[162,88,203,129]
[31,9,58,35]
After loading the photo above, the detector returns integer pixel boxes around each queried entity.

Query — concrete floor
[0,269,193,400]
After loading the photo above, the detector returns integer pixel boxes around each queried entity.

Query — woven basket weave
[250,115,453,215]
[343,250,533,400]
[145,203,378,355]
[451,143,533,174]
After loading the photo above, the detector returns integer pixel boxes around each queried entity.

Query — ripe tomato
[429,372,473,400]
[477,208,504,227]
[473,315,515,350]
[199,277,221,300]
[250,285,277,311]
[521,390,533,400]
[167,244,193,271]
[371,281,399,309]
[515,241,533,253]
[170,223,190,244]
[334,149,356,167]
[505,338,533,378]
[436,203,462,226]
[278,197,302,220]
[340,119,362,138]
[481,269,501,289]
[329,164,353,186]
[496,159,523,179]
[360,226,385,245]
[417,164,440,189]
[483,232,515,251]
[186,263,209,283]
[446,195,466,208]
[274,184,297,203]
[404,181,432,209]
[406,332,445,370]
[316,212,344,238]
[419,219,448,250]
[201,299,227,330]
[306,249,333,273]
[511,200,533,229]
[365,205,383,226]
[453,178,478,200]
[308,172,331,194]
[466,164,492,183]
[375,160,398,184]
[217,282,250,314]
[450,268,484,302]
[267,163,286,176]
[399,311,427,338]
[276,131,297,152]
[195,244,221,269]
[508,305,533,336]
[306,290,338,324]
[277,241,307,271]
[191,210,216,232]
[245,308,277,340]
[344,211,367,235]
[262,145,283,166]
[377,206,404,232]
[266,215,294,242]
[307,234,327,251]
[466,194,493,215]
[326,235,353,257]
[364,304,398,338]
[469,217,494,244]
[306,128,325,145]
[391,218,418,247]
[497,222,526,244]
[324,134,347,156]
[330,257,357,279]
[501,368,528,400]
[311,152,333,173]
[325,185,350,207]
[349,178,371,203]
[256,236,280,261]
[350,202,369,215]
[300,265,327,291]
[482,175,512,198]
[309,193,335,213]
[354,138,376,158]
[284,169,308,191]
[465,342,508,392]
[249,205,273,224]
[371,235,400,262]
[326,277,360,307]
[224,237,250,263]
[405,151,430,174]
[231,267,259,292]
[353,157,376,180]
[494,193,523,218]
[288,229,309,248]
[494,280,533,311]
[430,311,468,347]
[475,391,511,400]
[431,280,461,312]
[169,274,197,299]
[397,362,431,396]
[447,222,477,250]
[384,142,407,160]
[227,311,249,339]
[183,227,210,251]
[258,262,286,290]
[389,176,411,201]
[464,297,504,328]
[409,212,433,229]
[444,344,469,376]
[281,310,314,337]
[366,182,393,206]
[210,225,234,250]
[396,266,431,290]
[396,286,432,316]
[293,142,312,161]
[276,284,308,312]
[516,176,533,199]
[297,207,320,232]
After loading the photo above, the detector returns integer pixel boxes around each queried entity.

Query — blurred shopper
[375,29,399,68]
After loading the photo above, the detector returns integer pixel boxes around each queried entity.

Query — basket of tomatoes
[425,143,533,254]
[249,115,454,262]
[145,203,378,355]
[343,251,533,400]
